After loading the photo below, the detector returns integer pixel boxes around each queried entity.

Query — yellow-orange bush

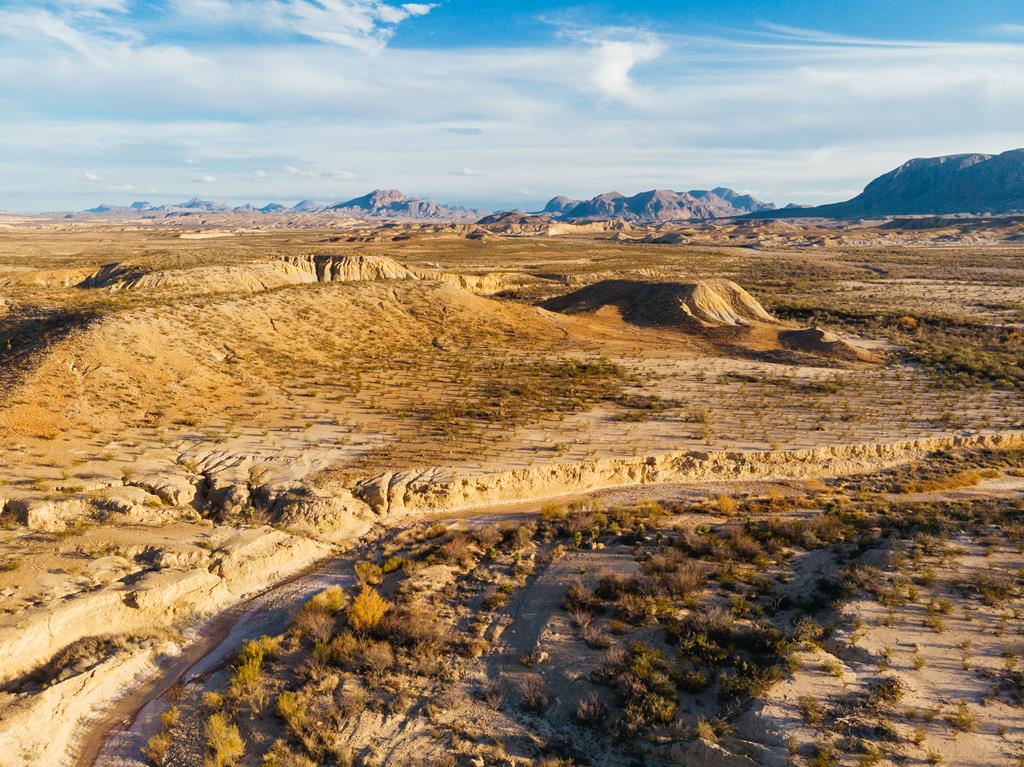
[348,587,390,634]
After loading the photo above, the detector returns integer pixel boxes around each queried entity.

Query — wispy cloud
[168,0,434,53]
[991,23,1024,36]
[1,5,1023,211]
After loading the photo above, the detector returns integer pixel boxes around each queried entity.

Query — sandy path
[85,557,357,767]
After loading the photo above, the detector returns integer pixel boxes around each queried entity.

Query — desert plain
[0,213,1021,767]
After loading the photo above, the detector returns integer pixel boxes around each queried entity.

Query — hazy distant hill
[541,187,776,222]
[750,149,1024,218]
[82,190,486,221]
[322,189,485,221]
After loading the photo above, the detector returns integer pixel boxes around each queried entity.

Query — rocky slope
[542,187,776,222]
[753,149,1024,218]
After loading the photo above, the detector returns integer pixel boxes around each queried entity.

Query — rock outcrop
[541,278,777,327]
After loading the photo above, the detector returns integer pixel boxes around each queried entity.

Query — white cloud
[328,170,359,180]
[253,169,267,179]
[80,171,101,182]
[107,183,134,191]
[401,4,433,16]
[168,0,436,53]
[284,165,319,178]
[195,175,217,183]
[456,167,481,177]
[589,36,665,99]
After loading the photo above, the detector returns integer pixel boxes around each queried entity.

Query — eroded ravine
[7,431,1022,767]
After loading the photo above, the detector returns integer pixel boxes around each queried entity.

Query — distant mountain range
[540,187,777,222]
[85,189,486,222]
[749,149,1024,219]
[76,151,1024,224]
[82,186,777,224]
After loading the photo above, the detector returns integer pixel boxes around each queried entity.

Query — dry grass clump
[897,468,998,494]
[229,638,275,714]
[205,712,245,767]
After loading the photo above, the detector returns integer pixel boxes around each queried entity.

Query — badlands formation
[0,216,1020,767]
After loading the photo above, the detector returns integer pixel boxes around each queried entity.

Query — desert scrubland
[0,214,1021,766]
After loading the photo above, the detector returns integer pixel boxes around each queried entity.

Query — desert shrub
[616,592,656,625]
[520,676,548,713]
[714,495,738,516]
[581,625,612,649]
[858,743,882,767]
[337,682,371,718]
[799,695,824,725]
[436,532,478,568]
[230,641,268,714]
[791,616,826,646]
[142,733,171,766]
[568,606,593,630]
[481,683,506,710]
[473,524,503,549]
[620,681,676,730]
[160,706,180,729]
[348,587,390,634]
[868,676,908,706]
[726,530,765,563]
[968,572,1018,605]
[562,579,594,611]
[615,643,678,730]
[323,631,359,666]
[694,715,733,742]
[381,556,403,574]
[643,547,686,574]
[276,689,309,734]
[676,667,711,693]
[810,744,838,767]
[946,700,979,732]
[593,645,628,682]
[574,694,608,725]
[897,469,991,494]
[510,523,536,551]
[663,561,707,597]
[717,660,783,702]
[262,740,316,767]
[355,561,383,585]
[293,607,336,643]
[481,587,509,610]
[304,585,347,613]
[540,502,567,522]
[205,713,244,767]
[376,602,449,651]
[595,572,656,600]
[361,640,395,678]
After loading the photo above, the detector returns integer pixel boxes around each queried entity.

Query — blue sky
[1,0,1023,212]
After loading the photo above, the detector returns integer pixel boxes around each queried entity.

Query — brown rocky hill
[752,149,1024,218]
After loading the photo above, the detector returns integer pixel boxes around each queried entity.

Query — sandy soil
[0,222,1020,767]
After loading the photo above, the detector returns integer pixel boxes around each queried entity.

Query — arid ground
[0,214,1021,767]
